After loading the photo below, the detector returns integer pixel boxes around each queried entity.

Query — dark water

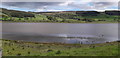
[2,23,119,44]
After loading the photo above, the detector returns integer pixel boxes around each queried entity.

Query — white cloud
[59,0,75,6]
[92,8,119,12]
[92,2,117,8]
[1,0,119,12]
[92,0,119,2]
[1,0,68,2]
[2,0,119,2]
[35,9,45,12]
[58,0,119,10]
[47,9,64,11]
[35,9,64,12]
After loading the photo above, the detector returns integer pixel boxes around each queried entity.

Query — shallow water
[2,23,119,44]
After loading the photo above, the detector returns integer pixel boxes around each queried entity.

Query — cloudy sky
[1,0,119,12]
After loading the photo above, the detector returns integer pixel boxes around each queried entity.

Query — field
[2,39,119,56]
[1,8,120,23]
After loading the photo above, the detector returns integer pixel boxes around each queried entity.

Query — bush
[17,53,21,56]
[47,49,53,52]
[28,51,30,54]
[55,50,61,54]
[12,48,15,50]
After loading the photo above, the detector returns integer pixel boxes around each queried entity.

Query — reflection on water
[2,23,119,44]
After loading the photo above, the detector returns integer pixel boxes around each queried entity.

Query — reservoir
[2,23,119,44]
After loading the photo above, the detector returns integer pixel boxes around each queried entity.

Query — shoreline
[1,21,119,24]
[2,39,119,45]
[2,39,119,56]
[1,39,118,45]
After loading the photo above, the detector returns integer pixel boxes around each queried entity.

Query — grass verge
[2,39,120,56]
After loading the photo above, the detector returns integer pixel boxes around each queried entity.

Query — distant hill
[105,11,120,15]
[34,10,120,16]
[0,8,120,23]
[1,8,35,18]
[1,8,120,17]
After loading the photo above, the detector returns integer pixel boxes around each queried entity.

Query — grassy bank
[2,39,119,56]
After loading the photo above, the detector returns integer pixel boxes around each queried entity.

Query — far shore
[1,21,119,24]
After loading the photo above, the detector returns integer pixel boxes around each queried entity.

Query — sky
[0,0,120,12]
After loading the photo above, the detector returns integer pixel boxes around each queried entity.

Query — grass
[1,13,120,23]
[2,39,120,56]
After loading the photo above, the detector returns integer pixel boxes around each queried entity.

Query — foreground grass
[2,39,119,56]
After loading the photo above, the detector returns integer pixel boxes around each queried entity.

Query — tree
[47,16,57,21]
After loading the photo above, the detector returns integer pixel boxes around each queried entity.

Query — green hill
[1,8,120,23]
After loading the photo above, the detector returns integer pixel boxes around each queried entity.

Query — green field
[2,39,119,56]
[1,8,120,23]
[1,14,119,23]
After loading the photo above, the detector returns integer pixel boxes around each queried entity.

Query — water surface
[2,23,118,44]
